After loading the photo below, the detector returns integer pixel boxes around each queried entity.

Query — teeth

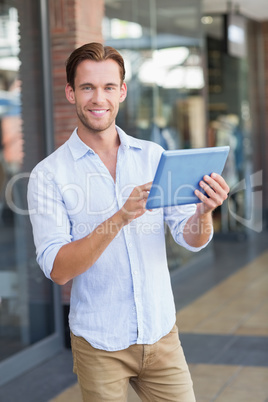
[92,110,106,114]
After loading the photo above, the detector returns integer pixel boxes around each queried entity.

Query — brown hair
[65,42,126,89]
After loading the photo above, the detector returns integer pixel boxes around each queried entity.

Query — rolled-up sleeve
[164,204,213,252]
[27,167,72,280]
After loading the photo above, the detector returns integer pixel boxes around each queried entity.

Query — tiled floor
[51,365,268,402]
[176,251,268,335]
[190,365,268,402]
[50,245,268,402]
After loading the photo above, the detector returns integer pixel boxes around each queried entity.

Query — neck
[77,123,120,154]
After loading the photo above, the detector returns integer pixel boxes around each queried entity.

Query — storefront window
[0,0,55,365]
[103,0,207,268]
[203,13,251,234]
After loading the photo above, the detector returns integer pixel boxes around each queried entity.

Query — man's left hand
[195,173,229,215]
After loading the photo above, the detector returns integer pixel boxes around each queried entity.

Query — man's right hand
[51,182,152,285]
[119,182,152,225]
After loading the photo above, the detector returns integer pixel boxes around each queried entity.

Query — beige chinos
[71,325,196,402]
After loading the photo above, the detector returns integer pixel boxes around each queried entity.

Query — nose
[92,88,104,104]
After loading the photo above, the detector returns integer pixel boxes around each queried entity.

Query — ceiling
[104,0,268,23]
[203,0,268,21]
[104,0,268,44]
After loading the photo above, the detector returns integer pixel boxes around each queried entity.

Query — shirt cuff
[38,244,65,281]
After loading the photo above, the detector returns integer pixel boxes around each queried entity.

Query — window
[0,0,57,374]
[104,0,208,268]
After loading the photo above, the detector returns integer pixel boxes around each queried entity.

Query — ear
[65,83,76,105]
[119,82,127,103]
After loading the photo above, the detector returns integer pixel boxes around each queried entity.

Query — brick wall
[49,0,104,305]
[49,0,104,149]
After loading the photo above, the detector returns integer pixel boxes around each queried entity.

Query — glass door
[0,0,62,386]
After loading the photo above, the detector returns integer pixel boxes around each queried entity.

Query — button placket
[128,235,144,340]
[116,145,144,341]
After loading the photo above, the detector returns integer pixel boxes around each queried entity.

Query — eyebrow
[79,82,119,88]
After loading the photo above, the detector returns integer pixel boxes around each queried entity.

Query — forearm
[183,209,213,248]
[50,181,152,285]
[51,210,126,285]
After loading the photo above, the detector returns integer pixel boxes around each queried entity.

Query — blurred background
[0,0,267,400]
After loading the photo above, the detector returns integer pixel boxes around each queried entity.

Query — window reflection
[0,1,54,362]
[0,6,22,170]
[104,0,207,268]
[104,0,206,150]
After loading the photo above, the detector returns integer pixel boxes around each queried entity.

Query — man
[27,43,229,401]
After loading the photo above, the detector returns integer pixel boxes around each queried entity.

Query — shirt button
[134,270,138,275]
[128,242,132,248]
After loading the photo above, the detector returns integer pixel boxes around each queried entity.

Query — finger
[141,191,150,201]
[194,189,220,212]
[200,180,227,206]
[210,173,230,193]
[202,175,229,198]
[134,182,152,200]
[139,182,153,192]
[133,189,150,202]
[200,177,219,196]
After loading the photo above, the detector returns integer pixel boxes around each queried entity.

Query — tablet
[146,146,230,209]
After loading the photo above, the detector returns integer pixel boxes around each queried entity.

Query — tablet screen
[146,146,230,209]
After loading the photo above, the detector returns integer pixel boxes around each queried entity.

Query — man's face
[65,59,127,134]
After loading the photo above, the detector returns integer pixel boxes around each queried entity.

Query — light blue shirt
[27,126,211,351]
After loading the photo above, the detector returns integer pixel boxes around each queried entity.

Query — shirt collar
[67,126,142,161]
[67,128,94,161]
[116,125,142,151]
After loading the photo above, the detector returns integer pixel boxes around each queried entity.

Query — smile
[89,109,108,116]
